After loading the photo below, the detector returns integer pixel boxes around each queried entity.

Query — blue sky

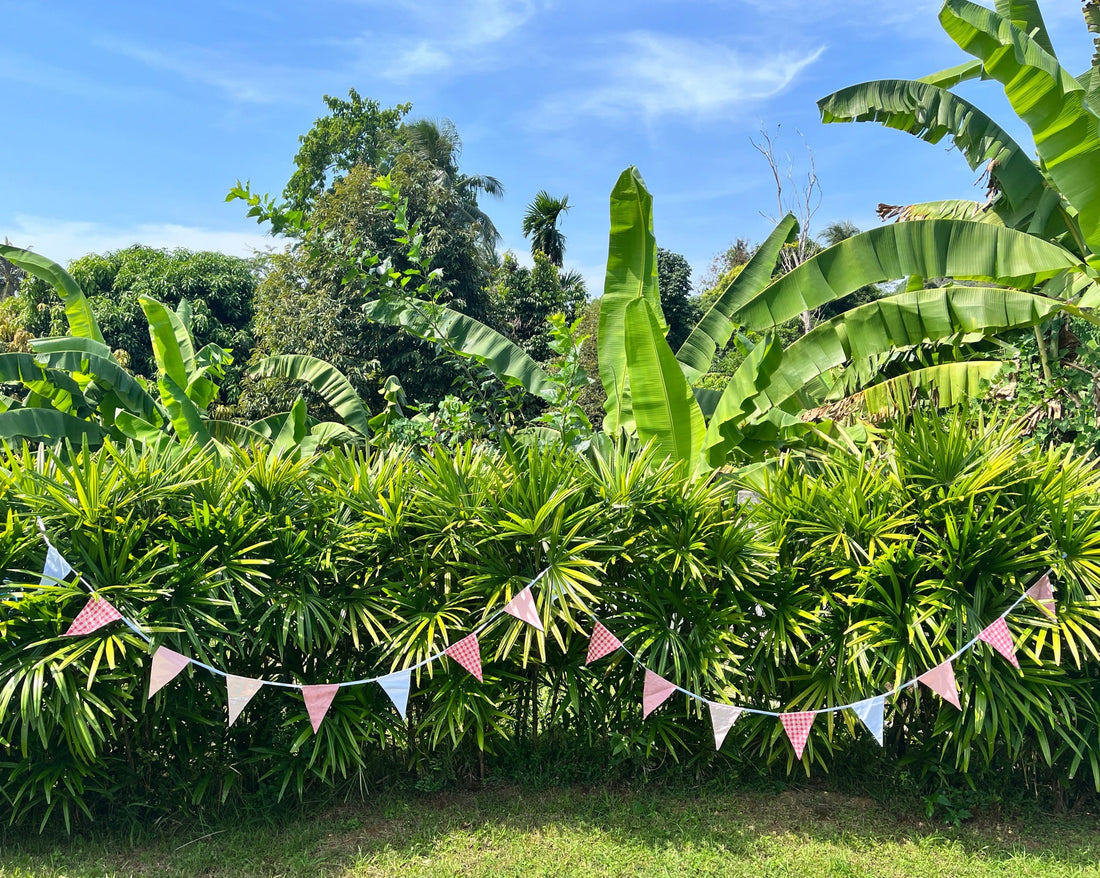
[1,1,1093,294]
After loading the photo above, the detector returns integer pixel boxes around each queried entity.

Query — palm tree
[522,191,570,266]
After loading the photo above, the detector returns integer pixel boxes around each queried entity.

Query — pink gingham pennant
[148,647,191,699]
[978,617,1020,669]
[302,684,340,733]
[708,702,743,750]
[64,596,123,636]
[780,711,816,759]
[1026,574,1056,618]
[642,669,676,719]
[586,622,622,665]
[226,675,264,726]
[503,585,544,632]
[918,659,961,709]
[445,632,483,682]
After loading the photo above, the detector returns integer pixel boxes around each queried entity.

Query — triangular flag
[780,711,816,759]
[918,659,961,709]
[40,545,73,587]
[642,669,676,719]
[226,675,264,726]
[586,622,622,665]
[708,701,743,750]
[1026,573,1056,618]
[978,617,1020,669]
[445,633,483,682]
[503,586,544,632]
[148,647,191,699]
[850,695,885,746]
[64,596,123,636]
[302,684,340,733]
[377,669,412,720]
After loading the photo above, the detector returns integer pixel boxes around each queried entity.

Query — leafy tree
[656,248,700,352]
[522,191,570,266]
[493,251,587,362]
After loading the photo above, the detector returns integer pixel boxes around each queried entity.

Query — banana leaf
[917,59,985,88]
[0,409,107,445]
[249,354,372,438]
[940,0,1100,251]
[31,349,159,423]
[0,353,91,418]
[158,375,211,446]
[994,0,1055,57]
[860,361,1005,413]
[676,215,797,382]
[139,294,195,390]
[0,245,104,343]
[730,220,1081,331]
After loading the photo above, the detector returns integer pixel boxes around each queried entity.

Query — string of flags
[36,523,1059,758]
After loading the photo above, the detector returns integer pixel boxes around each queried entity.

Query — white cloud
[4,216,279,265]
[537,32,823,125]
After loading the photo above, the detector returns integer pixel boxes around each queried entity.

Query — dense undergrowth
[1,413,1098,832]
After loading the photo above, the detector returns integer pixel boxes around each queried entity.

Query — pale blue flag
[40,545,73,587]
[850,694,885,746]
[378,669,412,720]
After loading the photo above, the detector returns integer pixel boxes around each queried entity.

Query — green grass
[2,783,1098,877]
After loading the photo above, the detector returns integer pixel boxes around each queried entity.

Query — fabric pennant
[148,647,191,699]
[226,675,264,726]
[642,669,676,719]
[302,684,340,733]
[40,545,73,587]
[708,701,743,750]
[978,617,1020,669]
[503,585,544,632]
[377,669,412,720]
[850,695,885,746]
[918,659,962,709]
[780,711,816,759]
[586,622,622,665]
[445,633,483,682]
[64,596,123,636]
[1026,574,1056,618]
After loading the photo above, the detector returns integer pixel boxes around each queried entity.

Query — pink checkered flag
[1026,574,1056,619]
[445,632,483,682]
[642,669,676,719]
[148,647,191,699]
[780,711,816,760]
[708,702,743,750]
[586,622,622,665]
[918,659,961,709]
[978,617,1020,669]
[226,675,264,726]
[503,585,543,632]
[302,684,340,733]
[64,595,123,636]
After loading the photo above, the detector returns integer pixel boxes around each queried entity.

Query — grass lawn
[1,783,1098,877]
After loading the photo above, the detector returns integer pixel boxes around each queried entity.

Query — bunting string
[34,520,1057,749]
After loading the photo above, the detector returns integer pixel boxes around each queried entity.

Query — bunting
[40,545,73,587]
[642,670,676,719]
[1026,574,1056,619]
[850,695,885,746]
[148,647,191,698]
[586,622,622,665]
[780,711,816,759]
[502,585,544,632]
[978,617,1020,669]
[302,684,340,733]
[708,702,743,750]
[64,596,123,637]
[226,675,264,726]
[377,669,412,720]
[445,633,483,682]
[918,659,961,709]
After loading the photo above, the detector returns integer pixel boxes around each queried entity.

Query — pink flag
[708,702,743,750]
[302,684,340,733]
[642,669,676,719]
[64,596,122,636]
[226,675,264,726]
[780,711,816,760]
[148,647,191,699]
[445,633,483,682]
[586,622,622,665]
[918,659,961,709]
[503,586,544,632]
[978,617,1020,669]
[1026,574,1056,618]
